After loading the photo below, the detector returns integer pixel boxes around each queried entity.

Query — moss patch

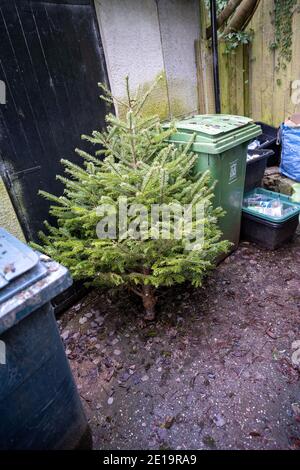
[117,73,196,121]
[118,72,169,120]
[0,178,25,241]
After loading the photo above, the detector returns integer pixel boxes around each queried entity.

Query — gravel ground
[59,234,300,450]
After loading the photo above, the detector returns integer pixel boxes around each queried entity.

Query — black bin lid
[0,228,39,292]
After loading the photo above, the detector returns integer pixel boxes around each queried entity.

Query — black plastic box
[255,121,281,167]
[241,211,299,250]
[245,149,274,192]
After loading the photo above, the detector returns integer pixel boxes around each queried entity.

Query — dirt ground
[59,234,300,450]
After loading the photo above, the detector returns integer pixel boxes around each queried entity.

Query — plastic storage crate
[241,188,300,249]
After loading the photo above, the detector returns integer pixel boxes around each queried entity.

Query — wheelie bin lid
[163,114,262,154]
[0,228,72,334]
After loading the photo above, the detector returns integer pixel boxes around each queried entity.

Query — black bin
[0,229,91,450]
[254,122,281,167]
[245,149,274,192]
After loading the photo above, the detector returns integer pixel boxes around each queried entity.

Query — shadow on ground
[59,235,300,450]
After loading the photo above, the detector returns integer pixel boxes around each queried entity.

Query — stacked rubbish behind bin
[241,188,300,249]
[245,148,274,192]
[241,120,300,249]
[254,122,281,167]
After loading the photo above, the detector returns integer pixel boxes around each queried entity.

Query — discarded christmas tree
[34,77,230,320]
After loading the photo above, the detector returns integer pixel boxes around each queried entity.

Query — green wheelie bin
[164,115,262,252]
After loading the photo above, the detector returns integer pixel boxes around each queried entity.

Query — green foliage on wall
[270,0,297,71]
[205,0,254,53]
[223,30,253,53]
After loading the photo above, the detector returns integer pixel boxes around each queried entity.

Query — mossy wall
[95,0,200,121]
[118,73,195,121]
[0,177,25,241]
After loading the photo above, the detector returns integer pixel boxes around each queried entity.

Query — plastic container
[245,149,274,192]
[0,229,91,450]
[241,212,299,250]
[164,115,262,253]
[242,188,300,222]
[241,188,300,249]
[254,121,281,167]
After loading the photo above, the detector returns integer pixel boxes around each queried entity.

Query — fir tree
[34,77,230,320]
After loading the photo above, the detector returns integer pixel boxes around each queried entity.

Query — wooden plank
[260,0,274,125]
[248,0,263,121]
[273,54,288,126]
[199,0,209,39]
[229,50,238,115]
[271,0,292,126]
[198,39,215,113]
[219,41,230,113]
[286,0,300,117]
[0,0,110,241]
[235,45,244,115]
[195,39,205,113]
[243,44,250,116]
[207,0,300,126]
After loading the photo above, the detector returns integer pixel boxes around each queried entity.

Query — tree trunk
[206,0,244,39]
[141,285,157,321]
[222,0,259,36]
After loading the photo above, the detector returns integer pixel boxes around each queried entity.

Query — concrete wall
[0,177,25,241]
[94,0,200,119]
[157,0,200,117]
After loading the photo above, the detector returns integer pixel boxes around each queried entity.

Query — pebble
[107,397,114,405]
[85,312,93,319]
[213,414,226,427]
[291,403,300,416]
[114,349,121,356]
[79,317,87,325]
[61,330,70,341]
[141,375,149,382]
[157,428,167,441]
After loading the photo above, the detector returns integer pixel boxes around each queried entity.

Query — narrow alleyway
[60,234,300,450]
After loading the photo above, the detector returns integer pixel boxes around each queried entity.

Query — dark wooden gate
[0,0,110,242]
